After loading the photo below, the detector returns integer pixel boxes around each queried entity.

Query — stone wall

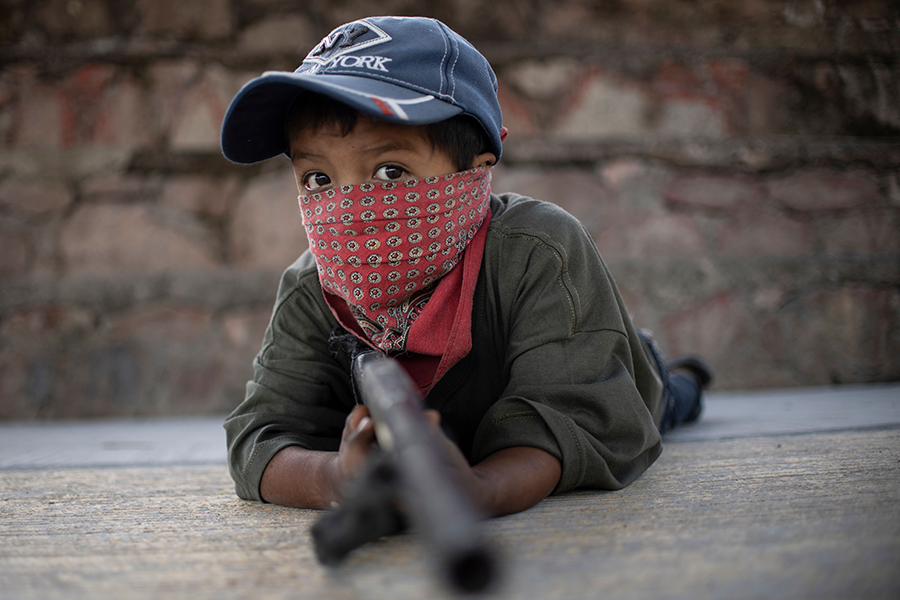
[1,0,898,418]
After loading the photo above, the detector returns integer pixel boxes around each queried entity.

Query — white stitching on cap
[448,34,460,99]
[439,21,449,97]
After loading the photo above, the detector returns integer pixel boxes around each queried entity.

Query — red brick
[238,13,316,53]
[708,59,750,94]
[29,220,63,276]
[555,69,728,138]
[503,58,581,101]
[89,76,154,148]
[0,305,99,418]
[0,68,19,147]
[0,217,31,275]
[107,305,213,344]
[229,170,308,268]
[36,0,114,40]
[725,71,782,135]
[714,206,814,258]
[595,212,706,261]
[0,147,133,181]
[60,203,220,274]
[173,358,227,407]
[169,66,243,151]
[81,173,148,201]
[759,287,900,384]
[77,344,143,414]
[0,178,72,216]
[664,173,766,212]
[541,3,595,39]
[0,352,38,418]
[497,163,679,253]
[492,165,615,230]
[831,61,900,133]
[767,170,884,211]
[497,85,539,136]
[1,305,94,342]
[13,79,63,148]
[654,290,803,389]
[653,60,706,99]
[222,307,272,352]
[148,61,203,140]
[598,160,649,191]
[889,172,900,206]
[11,64,141,150]
[136,0,234,40]
[160,175,239,218]
[660,292,751,366]
[57,64,117,147]
[817,209,900,255]
[751,287,787,312]
[169,90,220,151]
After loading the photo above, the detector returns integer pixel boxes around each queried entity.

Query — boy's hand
[421,409,481,496]
[259,405,377,509]
[337,405,377,485]
[422,408,561,518]
[260,405,559,516]
[339,407,472,496]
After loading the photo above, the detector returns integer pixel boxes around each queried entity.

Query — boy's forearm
[260,443,560,518]
[260,446,341,509]
[471,446,562,517]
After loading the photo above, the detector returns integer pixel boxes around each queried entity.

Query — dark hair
[284,92,492,172]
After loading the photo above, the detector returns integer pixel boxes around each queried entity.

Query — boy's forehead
[289,118,432,153]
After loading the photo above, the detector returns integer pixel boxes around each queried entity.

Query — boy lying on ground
[220,16,713,517]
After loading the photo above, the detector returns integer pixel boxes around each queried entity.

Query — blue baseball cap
[220,16,505,165]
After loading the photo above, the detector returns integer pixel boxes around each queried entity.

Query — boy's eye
[303,172,331,192]
[374,165,407,181]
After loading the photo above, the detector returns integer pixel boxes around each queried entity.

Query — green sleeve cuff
[471,399,562,466]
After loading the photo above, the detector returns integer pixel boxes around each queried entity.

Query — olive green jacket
[224,192,664,501]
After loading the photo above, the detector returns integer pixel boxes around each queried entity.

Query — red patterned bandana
[300,167,492,353]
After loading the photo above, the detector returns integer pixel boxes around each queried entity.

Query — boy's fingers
[343,405,370,439]
[424,409,441,429]
[337,410,377,483]
[354,416,374,440]
[346,415,376,449]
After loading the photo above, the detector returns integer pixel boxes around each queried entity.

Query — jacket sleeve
[471,197,663,493]
[223,254,355,501]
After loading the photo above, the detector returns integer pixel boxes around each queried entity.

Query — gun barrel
[352,352,499,593]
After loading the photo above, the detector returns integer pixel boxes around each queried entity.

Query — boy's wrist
[260,447,344,509]
[320,451,342,507]
[468,447,562,518]
[468,467,500,516]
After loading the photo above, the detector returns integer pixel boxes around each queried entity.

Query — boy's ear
[473,152,497,169]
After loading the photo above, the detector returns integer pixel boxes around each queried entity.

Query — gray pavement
[663,382,900,441]
[1,384,898,600]
[0,414,227,470]
[1,383,898,469]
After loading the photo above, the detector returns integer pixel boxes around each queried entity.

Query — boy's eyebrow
[290,138,427,163]
[358,141,420,156]
[290,150,326,162]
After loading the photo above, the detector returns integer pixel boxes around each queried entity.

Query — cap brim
[220,72,464,165]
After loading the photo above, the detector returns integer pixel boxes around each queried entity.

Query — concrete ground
[1,384,898,599]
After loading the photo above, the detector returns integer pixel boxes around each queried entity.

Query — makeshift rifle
[311,351,499,593]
